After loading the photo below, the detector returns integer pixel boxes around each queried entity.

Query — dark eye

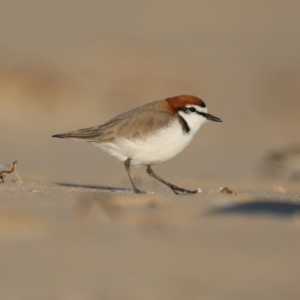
[189,107,196,112]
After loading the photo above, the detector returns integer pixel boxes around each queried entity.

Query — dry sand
[0,180,300,300]
[1,1,300,299]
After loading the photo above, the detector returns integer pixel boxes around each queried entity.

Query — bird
[52,95,222,194]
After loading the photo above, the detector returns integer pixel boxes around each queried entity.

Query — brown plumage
[53,96,203,142]
[166,95,206,113]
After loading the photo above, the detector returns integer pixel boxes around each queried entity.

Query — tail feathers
[52,126,107,141]
[52,133,69,138]
[51,132,100,140]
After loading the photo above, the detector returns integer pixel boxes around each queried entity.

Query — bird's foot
[133,188,146,194]
[171,187,202,195]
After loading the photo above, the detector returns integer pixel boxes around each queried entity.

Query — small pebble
[220,187,236,195]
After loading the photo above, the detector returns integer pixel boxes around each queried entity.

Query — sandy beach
[1,0,300,299]
[0,181,300,299]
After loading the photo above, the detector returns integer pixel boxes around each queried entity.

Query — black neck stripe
[178,115,190,133]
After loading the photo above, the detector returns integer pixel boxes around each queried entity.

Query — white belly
[93,120,194,166]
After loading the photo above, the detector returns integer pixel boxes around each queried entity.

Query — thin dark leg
[124,158,144,194]
[146,165,199,195]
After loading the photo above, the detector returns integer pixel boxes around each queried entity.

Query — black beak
[206,113,222,122]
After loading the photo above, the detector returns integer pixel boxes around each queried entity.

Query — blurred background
[1,0,300,186]
[1,2,300,300]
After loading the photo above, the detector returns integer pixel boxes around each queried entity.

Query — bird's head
[166,95,222,134]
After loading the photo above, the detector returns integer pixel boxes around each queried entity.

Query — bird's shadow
[55,182,132,193]
[212,199,300,218]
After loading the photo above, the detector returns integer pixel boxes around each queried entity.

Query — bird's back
[53,100,177,142]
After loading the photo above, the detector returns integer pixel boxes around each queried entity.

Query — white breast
[93,119,195,166]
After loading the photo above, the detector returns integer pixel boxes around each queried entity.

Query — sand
[1,1,300,298]
[0,181,300,299]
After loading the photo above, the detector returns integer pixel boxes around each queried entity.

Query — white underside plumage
[92,118,203,166]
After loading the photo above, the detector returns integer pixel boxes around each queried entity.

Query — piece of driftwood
[0,161,22,183]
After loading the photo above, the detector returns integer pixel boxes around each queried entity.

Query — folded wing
[52,103,175,142]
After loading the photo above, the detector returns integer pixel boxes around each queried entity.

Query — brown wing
[53,100,176,142]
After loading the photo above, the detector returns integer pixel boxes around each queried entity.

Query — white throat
[178,109,208,135]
